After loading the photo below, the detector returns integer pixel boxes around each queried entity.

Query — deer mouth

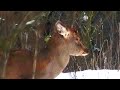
[70,52,88,56]
[81,53,89,56]
[70,50,89,56]
[81,50,89,56]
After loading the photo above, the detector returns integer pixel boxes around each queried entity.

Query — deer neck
[35,35,70,79]
[47,34,70,66]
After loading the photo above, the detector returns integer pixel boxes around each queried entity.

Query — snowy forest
[0,11,120,79]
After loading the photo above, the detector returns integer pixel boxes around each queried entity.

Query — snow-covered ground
[55,70,120,79]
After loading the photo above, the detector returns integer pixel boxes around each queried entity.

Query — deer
[0,20,89,79]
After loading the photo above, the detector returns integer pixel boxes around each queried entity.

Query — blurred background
[0,11,120,74]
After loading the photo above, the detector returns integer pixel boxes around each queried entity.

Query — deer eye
[76,38,79,41]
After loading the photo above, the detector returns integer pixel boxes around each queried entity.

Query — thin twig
[32,30,38,79]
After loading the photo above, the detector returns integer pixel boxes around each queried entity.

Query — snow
[2,18,5,21]
[55,70,120,79]
[26,20,35,25]
[15,24,18,26]
[83,15,88,21]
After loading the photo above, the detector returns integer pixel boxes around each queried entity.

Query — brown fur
[0,21,89,79]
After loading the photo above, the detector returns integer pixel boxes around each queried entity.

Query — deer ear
[55,20,70,38]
